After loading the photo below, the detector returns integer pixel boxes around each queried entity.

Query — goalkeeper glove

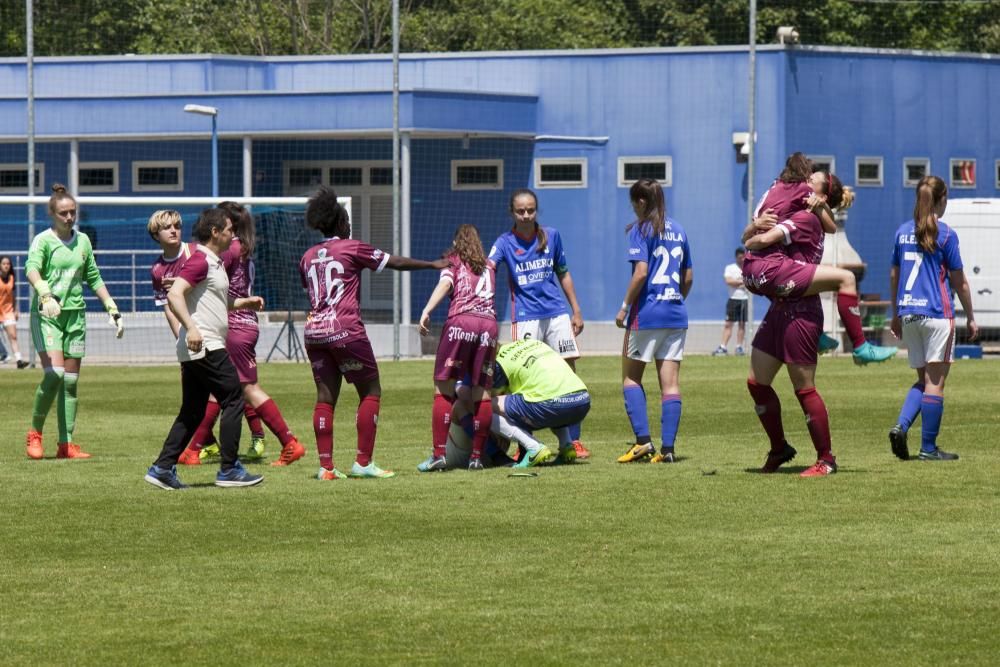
[35,280,62,319]
[104,298,125,339]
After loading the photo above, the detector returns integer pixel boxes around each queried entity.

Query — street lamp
[183,104,219,198]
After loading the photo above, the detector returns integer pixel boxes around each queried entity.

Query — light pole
[183,104,219,198]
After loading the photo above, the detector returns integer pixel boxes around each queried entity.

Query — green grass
[2,356,999,665]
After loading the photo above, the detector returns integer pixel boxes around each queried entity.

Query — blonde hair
[838,185,856,211]
[913,175,947,254]
[147,209,182,240]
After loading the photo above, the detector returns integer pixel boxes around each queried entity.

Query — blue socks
[897,382,925,431]
[661,394,682,450]
[623,385,650,444]
[568,422,581,442]
[920,395,944,453]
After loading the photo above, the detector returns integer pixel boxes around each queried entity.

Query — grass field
[1,355,999,665]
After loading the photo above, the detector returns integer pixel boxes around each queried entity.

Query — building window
[0,163,44,193]
[617,156,672,187]
[76,161,119,193]
[950,158,976,189]
[808,155,835,176]
[451,159,503,191]
[903,158,929,187]
[855,157,883,187]
[995,160,1000,190]
[534,158,587,189]
[330,167,363,187]
[369,167,394,186]
[133,161,183,192]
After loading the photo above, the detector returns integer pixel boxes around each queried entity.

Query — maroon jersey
[150,242,196,307]
[442,254,496,320]
[222,238,258,330]
[299,237,390,345]
[754,180,812,221]
[783,209,825,266]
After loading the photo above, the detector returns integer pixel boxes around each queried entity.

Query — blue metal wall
[3,47,999,321]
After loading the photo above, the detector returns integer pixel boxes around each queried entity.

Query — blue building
[1,44,997,349]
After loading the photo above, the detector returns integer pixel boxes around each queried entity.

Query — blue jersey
[625,218,691,330]
[488,226,570,322]
[891,220,963,319]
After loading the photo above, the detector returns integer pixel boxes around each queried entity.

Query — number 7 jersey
[625,218,692,330]
[299,237,390,345]
[891,220,963,319]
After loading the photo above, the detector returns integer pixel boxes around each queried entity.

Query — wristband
[35,280,52,297]
[621,301,629,310]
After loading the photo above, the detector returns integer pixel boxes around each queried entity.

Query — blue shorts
[504,390,591,431]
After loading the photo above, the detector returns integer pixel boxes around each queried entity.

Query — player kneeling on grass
[145,208,264,490]
[416,224,499,472]
[487,339,591,469]
[301,187,446,481]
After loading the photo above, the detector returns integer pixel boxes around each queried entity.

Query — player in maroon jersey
[147,209,222,466]
[744,174,851,477]
[416,224,499,471]
[218,201,305,467]
[744,166,896,365]
[301,187,446,480]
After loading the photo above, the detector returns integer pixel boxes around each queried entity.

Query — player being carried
[416,224,499,472]
[301,187,446,480]
[742,153,897,365]
[490,338,592,468]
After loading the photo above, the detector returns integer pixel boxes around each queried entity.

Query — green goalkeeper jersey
[25,229,104,311]
[494,339,586,403]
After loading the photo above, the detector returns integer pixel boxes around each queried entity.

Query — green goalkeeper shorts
[31,309,87,358]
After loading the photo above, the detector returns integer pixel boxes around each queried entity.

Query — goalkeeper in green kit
[24,184,124,460]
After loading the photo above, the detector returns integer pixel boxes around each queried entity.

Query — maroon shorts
[226,327,259,384]
[434,315,499,388]
[742,254,817,299]
[752,298,824,366]
[306,337,379,386]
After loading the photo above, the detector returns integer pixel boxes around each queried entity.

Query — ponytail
[627,178,666,238]
[912,175,947,254]
[534,223,548,254]
[48,183,75,214]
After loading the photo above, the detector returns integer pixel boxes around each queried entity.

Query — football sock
[432,393,455,458]
[552,426,573,450]
[31,366,64,432]
[660,394,682,450]
[244,404,265,438]
[15,351,22,362]
[471,400,492,459]
[189,401,221,451]
[920,394,944,453]
[623,384,651,444]
[256,398,295,446]
[57,372,79,443]
[568,422,582,442]
[747,379,786,453]
[313,402,335,469]
[356,395,380,466]
[795,387,833,462]
[492,413,544,452]
[897,382,925,431]
[837,292,867,349]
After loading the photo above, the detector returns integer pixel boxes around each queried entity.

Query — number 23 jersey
[299,237,390,345]
[625,218,692,330]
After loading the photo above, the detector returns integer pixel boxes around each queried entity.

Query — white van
[941,199,1000,329]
